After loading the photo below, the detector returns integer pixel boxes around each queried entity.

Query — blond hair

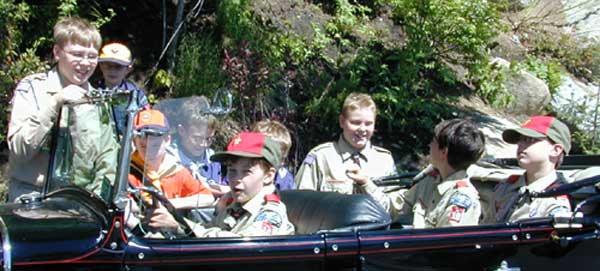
[179,96,218,131]
[341,92,376,118]
[251,120,292,159]
[53,17,102,50]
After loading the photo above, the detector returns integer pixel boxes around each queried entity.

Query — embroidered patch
[302,154,316,165]
[449,206,465,223]
[260,221,274,234]
[449,193,473,210]
[255,210,283,228]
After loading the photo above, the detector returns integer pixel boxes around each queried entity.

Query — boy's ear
[550,144,564,157]
[262,167,276,185]
[53,45,61,61]
[339,115,344,129]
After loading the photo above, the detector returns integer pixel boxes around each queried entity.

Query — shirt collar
[239,185,277,216]
[525,171,558,193]
[436,170,469,195]
[337,135,372,163]
[46,67,93,95]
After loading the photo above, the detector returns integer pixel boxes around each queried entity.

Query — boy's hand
[346,168,369,185]
[146,204,180,231]
[54,84,88,107]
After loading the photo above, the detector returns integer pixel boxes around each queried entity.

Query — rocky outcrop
[505,70,552,116]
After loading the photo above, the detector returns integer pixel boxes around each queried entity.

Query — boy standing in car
[351,119,485,228]
[295,92,396,194]
[147,132,295,237]
[491,116,572,222]
[96,42,149,134]
[7,17,105,201]
[251,120,295,191]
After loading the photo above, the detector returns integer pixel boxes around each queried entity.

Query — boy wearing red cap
[491,115,572,222]
[128,109,213,210]
[97,42,149,134]
[148,132,295,237]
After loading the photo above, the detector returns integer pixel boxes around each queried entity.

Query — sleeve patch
[302,154,316,166]
[449,206,465,223]
[449,193,473,210]
[254,210,283,228]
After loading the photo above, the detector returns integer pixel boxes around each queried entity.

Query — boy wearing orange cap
[97,42,149,134]
[128,109,213,210]
[148,132,295,237]
[491,115,572,222]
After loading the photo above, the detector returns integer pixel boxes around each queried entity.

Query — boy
[251,119,295,191]
[128,109,214,209]
[491,115,572,222]
[295,92,396,194]
[96,42,149,134]
[351,119,485,228]
[147,132,295,237]
[7,17,104,201]
[166,96,224,195]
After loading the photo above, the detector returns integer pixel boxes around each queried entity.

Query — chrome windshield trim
[0,217,12,271]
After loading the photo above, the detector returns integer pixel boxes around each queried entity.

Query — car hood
[0,194,107,265]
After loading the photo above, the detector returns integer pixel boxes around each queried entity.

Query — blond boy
[252,119,295,190]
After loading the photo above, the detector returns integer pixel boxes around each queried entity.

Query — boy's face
[54,42,98,86]
[516,137,562,169]
[339,108,375,150]
[99,62,132,87]
[226,158,274,204]
[178,124,214,157]
[428,138,446,169]
[133,134,171,166]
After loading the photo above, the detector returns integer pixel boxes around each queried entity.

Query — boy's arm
[295,153,321,190]
[170,170,215,209]
[8,78,59,162]
[435,190,481,228]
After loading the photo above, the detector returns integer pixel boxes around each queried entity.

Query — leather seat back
[280,190,391,235]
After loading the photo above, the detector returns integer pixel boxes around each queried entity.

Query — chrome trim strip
[0,217,11,271]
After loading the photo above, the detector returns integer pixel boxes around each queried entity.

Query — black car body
[1,92,599,271]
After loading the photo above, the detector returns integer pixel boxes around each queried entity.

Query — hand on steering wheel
[132,186,197,238]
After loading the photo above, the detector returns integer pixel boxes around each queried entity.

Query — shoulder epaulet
[428,171,440,177]
[22,72,47,82]
[507,174,520,184]
[264,193,281,203]
[373,146,391,154]
[455,180,469,188]
[311,142,334,152]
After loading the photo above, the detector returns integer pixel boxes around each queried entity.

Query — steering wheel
[134,186,197,238]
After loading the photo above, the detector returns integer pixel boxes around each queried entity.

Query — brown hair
[251,120,292,159]
[433,118,485,170]
[341,92,376,118]
[53,17,101,50]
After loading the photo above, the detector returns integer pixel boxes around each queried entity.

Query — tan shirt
[295,136,396,194]
[7,68,117,200]
[492,171,571,222]
[192,185,295,237]
[363,170,481,228]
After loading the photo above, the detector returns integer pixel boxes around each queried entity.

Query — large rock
[504,70,551,116]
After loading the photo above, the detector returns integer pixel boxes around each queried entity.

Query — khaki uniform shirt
[295,136,396,194]
[192,185,295,237]
[7,68,118,201]
[492,171,571,223]
[363,170,481,228]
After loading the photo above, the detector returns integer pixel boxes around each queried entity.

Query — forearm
[170,194,215,209]
[8,100,60,162]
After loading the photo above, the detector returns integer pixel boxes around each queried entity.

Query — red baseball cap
[211,132,281,167]
[502,115,571,154]
[134,109,170,134]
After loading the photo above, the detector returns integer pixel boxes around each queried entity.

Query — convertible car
[1,90,599,271]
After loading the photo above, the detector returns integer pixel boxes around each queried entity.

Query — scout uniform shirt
[363,170,481,228]
[295,136,396,194]
[7,68,118,201]
[191,185,295,237]
[493,171,571,223]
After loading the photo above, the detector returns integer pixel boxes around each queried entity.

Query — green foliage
[57,0,78,17]
[172,32,226,98]
[512,57,563,94]
[473,60,512,107]
[153,69,174,90]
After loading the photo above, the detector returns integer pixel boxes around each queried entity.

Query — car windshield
[46,92,126,202]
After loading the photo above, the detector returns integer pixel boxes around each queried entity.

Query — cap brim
[210,151,264,163]
[502,128,546,143]
[98,58,131,66]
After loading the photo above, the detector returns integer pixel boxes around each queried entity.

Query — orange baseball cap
[98,42,132,66]
[134,109,170,134]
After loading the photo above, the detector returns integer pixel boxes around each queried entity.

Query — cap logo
[522,119,531,126]
[232,136,243,145]
[140,112,151,122]
[111,48,119,54]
